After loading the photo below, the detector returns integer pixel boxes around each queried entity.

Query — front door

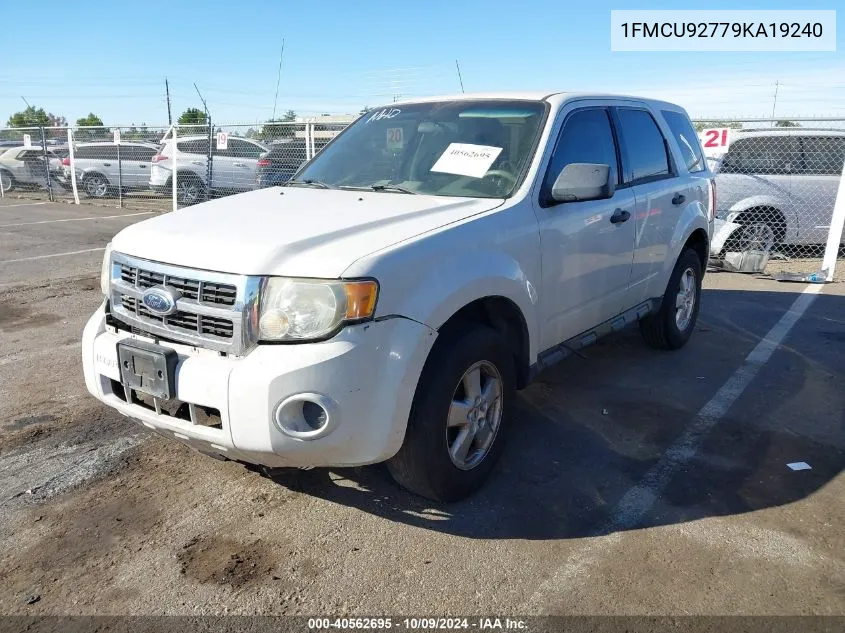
[534,106,636,350]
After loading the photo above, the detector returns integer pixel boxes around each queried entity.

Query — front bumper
[83,305,437,467]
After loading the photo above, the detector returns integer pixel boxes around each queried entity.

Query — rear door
[534,105,637,349]
[125,145,157,188]
[794,135,845,243]
[178,138,210,184]
[227,139,265,190]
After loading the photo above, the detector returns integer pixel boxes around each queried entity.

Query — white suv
[149,135,269,204]
[63,142,159,198]
[84,93,714,501]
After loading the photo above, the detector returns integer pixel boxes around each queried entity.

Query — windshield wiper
[283,179,337,189]
[368,184,419,195]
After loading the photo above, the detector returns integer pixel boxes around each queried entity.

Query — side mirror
[551,163,614,203]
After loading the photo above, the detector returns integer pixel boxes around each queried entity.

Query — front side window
[616,108,671,183]
[662,110,705,173]
[229,139,264,159]
[296,100,547,198]
[542,108,618,204]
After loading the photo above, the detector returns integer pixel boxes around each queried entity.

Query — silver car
[712,129,845,251]
[66,142,159,198]
[0,146,63,192]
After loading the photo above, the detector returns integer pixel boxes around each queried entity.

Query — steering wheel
[482,169,517,186]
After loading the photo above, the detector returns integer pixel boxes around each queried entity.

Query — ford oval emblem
[141,286,180,316]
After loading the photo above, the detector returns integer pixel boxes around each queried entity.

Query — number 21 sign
[699,128,732,156]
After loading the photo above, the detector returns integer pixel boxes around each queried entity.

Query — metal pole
[272,38,285,121]
[165,78,173,126]
[207,118,213,196]
[39,126,54,202]
[455,60,465,93]
[171,125,178,213]
[116,135,123,209]
[67,127,79,205]
[821,155,845,281]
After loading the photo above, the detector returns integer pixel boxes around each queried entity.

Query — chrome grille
[109,252,260,355]
[119,263,235,306]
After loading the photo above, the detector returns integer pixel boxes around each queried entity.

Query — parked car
[60,142,159,198]
[712,129,845,251]
[84,93,713,501]
[0,146,62,192]
[256,139,329,188]
[149,135,269,204]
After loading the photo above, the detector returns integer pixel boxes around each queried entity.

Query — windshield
[295,100,546,198]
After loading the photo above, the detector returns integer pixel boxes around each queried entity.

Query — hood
[111,187,503,277]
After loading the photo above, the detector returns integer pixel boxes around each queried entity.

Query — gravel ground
[0,199,843,617]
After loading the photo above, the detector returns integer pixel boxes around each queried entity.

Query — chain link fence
[0,119,349,211]
[695,117,845,281]
[2,114,844,280]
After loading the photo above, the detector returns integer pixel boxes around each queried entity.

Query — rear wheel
[176,175,206,206]
[387,326,515,502]
[0,170,14,193]
[640,248,702,350]
[83,173,109,198]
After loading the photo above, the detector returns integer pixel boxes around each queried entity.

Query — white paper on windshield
[430,143,503,178]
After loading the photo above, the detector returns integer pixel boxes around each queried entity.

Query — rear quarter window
[662,110,705,173]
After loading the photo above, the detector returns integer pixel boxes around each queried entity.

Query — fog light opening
[273,394,338,440]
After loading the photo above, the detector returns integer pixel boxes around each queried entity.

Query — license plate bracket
[117,339,178,400]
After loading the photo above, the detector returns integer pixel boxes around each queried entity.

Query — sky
[0,0,842,128]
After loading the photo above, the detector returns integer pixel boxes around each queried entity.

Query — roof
[735,129,845,138]
[388,91,685,111]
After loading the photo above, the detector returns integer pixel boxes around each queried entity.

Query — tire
[387,326,515,502]
[83,173,109,198]
[640,248,703,350]
[0,170,14,193]
[726,207,786,252]
[176,175,206,206]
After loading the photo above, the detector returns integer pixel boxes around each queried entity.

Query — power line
[271,38,285,121]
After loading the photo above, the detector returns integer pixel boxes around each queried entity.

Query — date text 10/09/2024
[307,618,528,630]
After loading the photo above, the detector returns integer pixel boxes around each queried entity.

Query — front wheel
[83,174,109,198]
[640,248,703,350]
[387,326,515,502]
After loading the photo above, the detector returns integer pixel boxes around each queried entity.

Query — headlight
[100,243,112,295]
[258,278,378,341]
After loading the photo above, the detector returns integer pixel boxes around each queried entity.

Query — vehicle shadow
[258,288,845,540]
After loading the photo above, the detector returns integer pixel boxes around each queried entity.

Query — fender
[662,198,711,281]
[726,194,790,222]
[348,202,543,362]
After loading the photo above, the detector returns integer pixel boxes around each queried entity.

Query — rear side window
[616,109,671,183]
[543,108,618,204]
[721,137,800,175]
[127,146,156,162]
[178,139,209,155]
[76,145,118,161]
[800,136,845,175]
[662,110,705,173]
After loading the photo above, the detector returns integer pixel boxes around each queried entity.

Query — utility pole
[194,83,213,191]
[272,38,285,122]
[770,80,780,125]
[455,60,465,94]
[165,78,172,126]
[21,96,32,109]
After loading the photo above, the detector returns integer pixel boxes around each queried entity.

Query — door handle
[672,193,686,205]
[191,160,203,165]
[233,162,247,168]
[103,163,111,167]
[610,208,631,224]
[140,165,147,168]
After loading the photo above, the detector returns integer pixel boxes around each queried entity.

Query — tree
[283,109,296,121]
[359,106,371,115]
[178,108,207,125]
[76,113,103,127]
[693,120,742,132]
[776,120,800,127]
[8,106,52,127]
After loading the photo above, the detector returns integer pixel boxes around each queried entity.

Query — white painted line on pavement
[522,283,824,613]
[0,211,153,228]
[0,247,105,264]
[0,202,50,208]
